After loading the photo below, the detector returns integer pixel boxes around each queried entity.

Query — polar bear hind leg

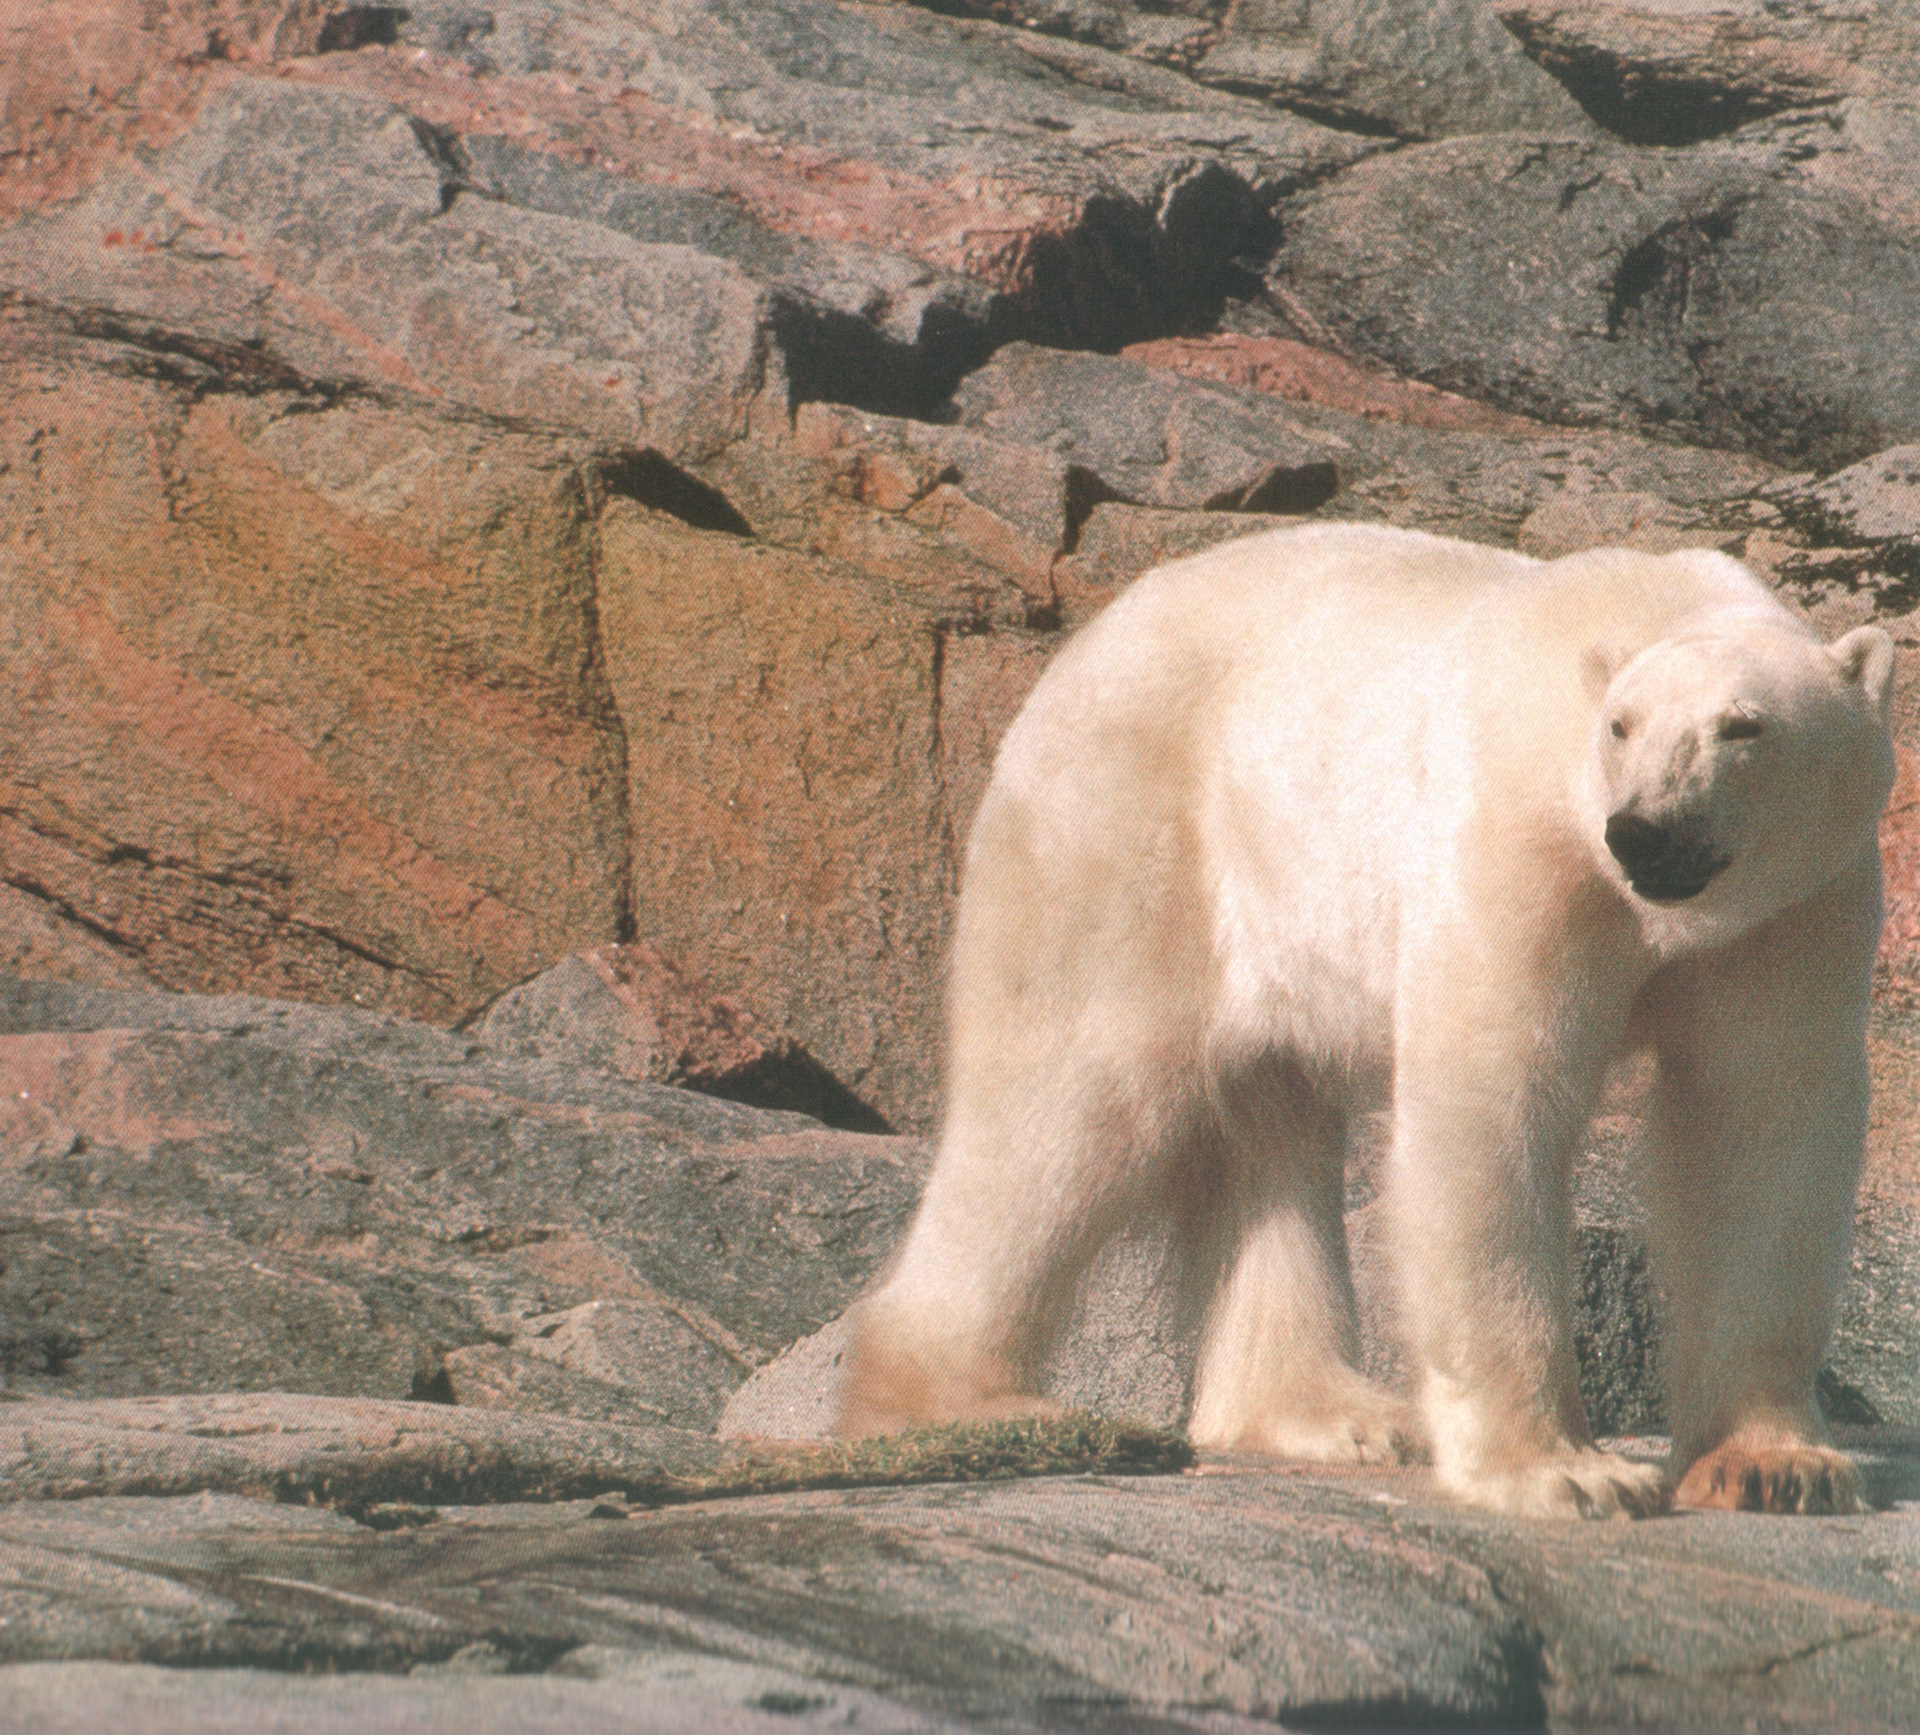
[1180,1058,1419,1465]
[839,1026,1211,1433]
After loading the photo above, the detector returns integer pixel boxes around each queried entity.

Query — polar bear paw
[1449,1449,1669,1520]
[1193,1376,1427,1466]
[1674,1440,1857,1515]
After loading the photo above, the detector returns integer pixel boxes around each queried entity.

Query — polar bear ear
[1580,641,1626,705]
[1829,625,1897,718]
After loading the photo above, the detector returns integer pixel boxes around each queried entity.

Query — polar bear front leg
[1388,926,1666,1519]
[1643,874,1878,1516]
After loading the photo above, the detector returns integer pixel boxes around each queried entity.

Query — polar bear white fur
[839,523,1896,1519]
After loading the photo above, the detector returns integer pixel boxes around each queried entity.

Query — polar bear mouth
[1629,867,1726,903]
[1604,813,1731,903]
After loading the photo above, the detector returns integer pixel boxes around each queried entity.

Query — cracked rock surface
[4,1446,1920,1732]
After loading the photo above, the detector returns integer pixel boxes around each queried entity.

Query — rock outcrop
[9,0,1920,1131]
[6,4,1920,1726]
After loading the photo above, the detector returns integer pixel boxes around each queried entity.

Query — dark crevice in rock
[55,307,318,398]
[1204,459,1338,516]
[574,511,641,952]
[1,872,146,960]
[315,7,410,55]
[1603,208,1740,343]
[1817,1365,1883,1427]
[279,916,418,978]
[1201,84,1413,140]
[406,117,479,213]
[1061,465,1125,553]
[685,1047,893,1136]
[1289,1668,1550,1734]
[0,1317,91,1380]
[590,450,753,537]
[1498,18,1838,147]
[410,1362,459,1405]
[770,296,996,424]
[1007,185,1280,356]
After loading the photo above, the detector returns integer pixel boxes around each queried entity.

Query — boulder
[953,341,1770,547]
[0,978,927,1427]
[1497,0,1920,144]
[1271,127,1920,471]
[0,78,777,461]
[3,1,1385,419]
[0,319,629,1027]
[592,504,1057,1131]
[1193,0,1596,138]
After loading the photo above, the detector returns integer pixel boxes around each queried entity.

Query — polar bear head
[1586,617,1896,934]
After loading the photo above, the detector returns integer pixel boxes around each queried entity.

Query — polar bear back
[954,523,1800,1084]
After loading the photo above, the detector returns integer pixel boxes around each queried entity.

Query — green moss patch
[659,1413,1195,1506]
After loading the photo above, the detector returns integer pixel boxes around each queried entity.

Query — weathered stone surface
[357,0,1377,353]
[0,319,630,1026]
[594,504,1055,1131]
[1124,332,1556,436]
[5,1653,974,1735]
[0,78,777,461]
[1761,445,1920,612]
[1194,0,1595,138]
[1499,0,1920,144]
[5,1,1384,423]
[478,945,890,1133]
[0,1392,727,1508]
[5,1455,1920,1730]
[1272,128,1920,471]
[875,0,1594,138]
[0,979,926,1423]
[954,341,1770,547]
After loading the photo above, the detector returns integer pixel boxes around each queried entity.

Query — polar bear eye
[1717,711,1763,741]
[1609,717,1630,741]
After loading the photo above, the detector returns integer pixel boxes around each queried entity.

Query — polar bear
[839,523,1896,1518]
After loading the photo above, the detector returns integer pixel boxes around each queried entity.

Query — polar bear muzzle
[1603,810,1731,901]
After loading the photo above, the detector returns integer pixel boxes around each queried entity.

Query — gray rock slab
[6,1460,1920,1728]
[1194,0,1596,139]
[1272,126,1920,470]
[2,1656,978,1735]
[417,0,1384,360]
[953,342,1770,546]
[0,1392,725,1508]
[0,79,774,461]
[1497,0,1920,144]
[2,2,1385,436]
[880,0,1594,139]
[0,978,925,1423]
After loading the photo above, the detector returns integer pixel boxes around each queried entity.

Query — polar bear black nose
[1604,813,1666,874]
[1604,812,1728,900]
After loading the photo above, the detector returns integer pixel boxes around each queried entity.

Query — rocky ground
[6,0,1920,1727]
